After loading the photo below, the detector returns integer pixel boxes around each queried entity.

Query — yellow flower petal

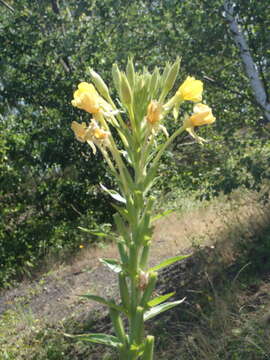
[176,76,203,102]
[188,103,216,127]
[93,127,109,140]
[72,82,101,114]
[183,104,215,143]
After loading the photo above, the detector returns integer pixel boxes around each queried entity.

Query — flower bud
[120,73,133,105]
[112,63,121,92]
[89,68,110,100]
[163,57,180,92]
[149,67,160,94]
[126,57,135,88]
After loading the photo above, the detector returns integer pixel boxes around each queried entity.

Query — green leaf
[111,203,129,221]
[64,333,120,348]
[78,227,115,240]
[148,254,191,272]
[100,258,122,273]
[144,299,185,321]
[100,183,126,203]
[80,294,124,313]
[151,209,175,223]
[147,292,175,307]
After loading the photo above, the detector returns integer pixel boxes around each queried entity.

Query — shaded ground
[0,190,264,323]
[1,189,270,359]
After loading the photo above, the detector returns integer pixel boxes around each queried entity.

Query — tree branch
[0,0,14,12]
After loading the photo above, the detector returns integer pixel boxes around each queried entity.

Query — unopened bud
[120,73,133,105]
[112,63,121,92]
[89,68,110,100]
[149,67,160,94]
[126,57,135,88]
[163,57,180,92]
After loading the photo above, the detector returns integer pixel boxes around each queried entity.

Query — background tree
[0,0,269,286]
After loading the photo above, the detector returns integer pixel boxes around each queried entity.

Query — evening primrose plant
[68,58,215,360]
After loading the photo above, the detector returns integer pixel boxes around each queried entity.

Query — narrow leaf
[100,183,126,203]
[100,258,122,273]
[151,209,175,223]
[80,294,124,312]
[149,254,191,272]
[64,333,120,348]
[144,299,185,321]
[111,203,130,221]
[147,292,175,307]
[78,227,115,239]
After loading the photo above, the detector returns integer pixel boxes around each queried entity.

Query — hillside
[1,189,270,359]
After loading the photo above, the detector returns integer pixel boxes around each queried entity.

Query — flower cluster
[71,67,215,148]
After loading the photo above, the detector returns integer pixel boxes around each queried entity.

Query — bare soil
[0,190,266,326]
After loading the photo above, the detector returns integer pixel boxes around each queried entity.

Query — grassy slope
[1,188,270,360]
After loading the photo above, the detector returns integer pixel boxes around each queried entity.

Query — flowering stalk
[68,59,215,359]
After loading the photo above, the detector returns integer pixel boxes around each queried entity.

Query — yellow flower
[146,100,163,125]
[186,103,215,127]
[176,76,203,102]
[184,103,215,143]
[71,120,109,154]
[71,82,102,114]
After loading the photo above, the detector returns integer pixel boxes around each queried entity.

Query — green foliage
[156,128,270,199]
[0,0,269,286]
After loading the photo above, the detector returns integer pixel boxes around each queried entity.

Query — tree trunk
[224,1,270,122]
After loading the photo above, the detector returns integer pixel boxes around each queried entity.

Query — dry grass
[1,187,270,359]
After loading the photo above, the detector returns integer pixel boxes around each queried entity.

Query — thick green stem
[109,308,126,344]
[140,244,150,269]
[142,336,155,360]
[119,272,130,310]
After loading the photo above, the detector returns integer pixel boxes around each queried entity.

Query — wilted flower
[146,100,163,125]
[71,119,109,154]
[138,271,149,290]
[184,103,215,143]
[145,100,168,137]
[176,76,203,102]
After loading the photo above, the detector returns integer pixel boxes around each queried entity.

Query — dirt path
[0,193,261,324]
